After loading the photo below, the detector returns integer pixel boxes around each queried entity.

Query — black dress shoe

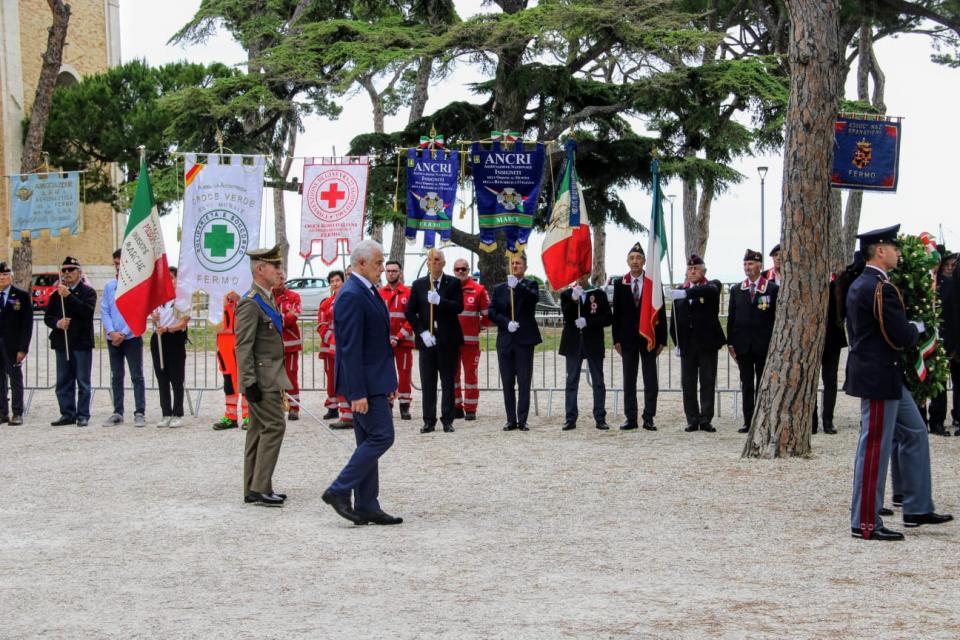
[399,406,412,420]
[330,421,353,430]
[287,411,299,421]
[892,494,904,507]
[562,422,576,431]
[930,424,948,436]
[322,408,339,420]
[737,426,749,433]
[595,422,611,430]
[903,512,954,527]
[879,507,894,516]
[619,422,638,431]
[357,509,404,525]
[503,422,518,431]
[0,415,8,425]
[684,424,699,432]
[518,423,530,431]
[700,423,716,433]
[823,424,837,434]
[443,424,455,433]
[453,407,465,419]
[322,489,365,524]
[642,420,657,431]
[851,526,904,541]
[420,424,435,434]
[9,415,23,426]
[464,412,476,421]
[51,417,76,426]
[246,492,284,507]
[955,427,960,437]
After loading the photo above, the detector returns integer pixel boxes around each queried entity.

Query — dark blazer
[944,275,960,356]
[844,266,918,400]
[44,281,97,351]
[0,285,34,355]
[405,273,464,349]
[824,277,848,355]
[559,287,611,358]
[727,278,779,358]
[610,273,667,353]
[668,279,726,353]
[488,278,542,349]
[334,275,398,401]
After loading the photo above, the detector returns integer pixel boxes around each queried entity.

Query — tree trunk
[681,176,713,261]
[272,112,297,271]
[744,0,842,458]
[389,224,407,262]
[591,223,606,287]
[14,0,70,291]
[451,227,507,286]
[827,190,845,274]
[409,57,433,122]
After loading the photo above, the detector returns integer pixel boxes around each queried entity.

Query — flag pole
[653,154,675,288]
[59,273,70,361]
[140,144,165,371]
[427,248,435,335]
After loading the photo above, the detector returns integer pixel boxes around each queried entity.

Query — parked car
[284,277,330,313]
[31,272,60,311]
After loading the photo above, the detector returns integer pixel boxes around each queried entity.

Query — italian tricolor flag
[542,139,592,289]
[116,157,175,336]
[639,159,666,351]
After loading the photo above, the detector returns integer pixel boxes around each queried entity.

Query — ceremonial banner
[178,154,264,322]
[300,157,370,264]
[9,171,81,239]
[405,147,459,249]
[639,159,667,351]
[542,140,592,289]
[831,115,902,192]
[115,158,175,336]
[471,140,545,254]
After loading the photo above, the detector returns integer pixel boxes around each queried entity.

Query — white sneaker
[156,416,171,428]
[134,414,146,427]
[101,413,123,427]
[168,417,184,429]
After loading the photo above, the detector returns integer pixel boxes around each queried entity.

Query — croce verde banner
[10,171,81,239]
[831,115,902,192]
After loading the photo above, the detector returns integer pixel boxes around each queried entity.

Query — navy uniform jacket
[405,273,464,350]
[0,285,34,355]
[844,265,919,400]
[44,281,97,351]
[669,279,726,353]
[488,278,542,349]
[559,287,612,359]
[334,275,398,401]
[610,274,667,353]
[727,278,779,358]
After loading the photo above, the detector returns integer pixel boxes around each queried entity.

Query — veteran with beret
[0,261,33,425]
[235,245,292,507]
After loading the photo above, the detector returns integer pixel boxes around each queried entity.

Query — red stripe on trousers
[860,399,886,539]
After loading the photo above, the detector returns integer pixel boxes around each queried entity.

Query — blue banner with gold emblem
[471,140,545,255]
[9,171,81,239]
[405,147,459,249]
[831,115,901,192]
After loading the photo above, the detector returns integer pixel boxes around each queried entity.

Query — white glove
[507,275,519,289]
[420,330,437,347]
[427,289,441,305]
[507,321,519,333]
[572,285,585,301]
[910,320,926,333]
[670,289,687,301]
[675,347,682,357]
[574,317,587,329]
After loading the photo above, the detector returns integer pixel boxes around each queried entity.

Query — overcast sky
[120,1,960,284]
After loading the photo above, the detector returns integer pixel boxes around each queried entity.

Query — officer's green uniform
[235,246,292,497]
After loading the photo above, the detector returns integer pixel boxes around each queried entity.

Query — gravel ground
[2,382,959,640]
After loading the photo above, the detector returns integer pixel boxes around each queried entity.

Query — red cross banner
[178,153,265,322]
[300,157,371,264]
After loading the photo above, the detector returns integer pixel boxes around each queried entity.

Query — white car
[284,277,330,314]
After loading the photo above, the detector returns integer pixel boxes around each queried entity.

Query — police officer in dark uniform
[669,255,725,433]
[0,261,33,425]
[845,224,952,541]
[727,249,779,433]
[559,273,612,431]
[611,243,667,431]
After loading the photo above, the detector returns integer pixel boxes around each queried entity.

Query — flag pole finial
[137,145,146,162]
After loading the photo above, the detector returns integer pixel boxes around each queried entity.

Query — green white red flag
[115,156,175,335]
[639,159,667,351]
[541,140,592,289]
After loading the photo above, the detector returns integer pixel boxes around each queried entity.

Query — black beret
[687,254,704,266]
[743,249,762,262]
[628,242,645,257]
[769,244,781,256]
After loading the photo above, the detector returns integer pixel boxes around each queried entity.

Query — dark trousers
[329,394,395,514]
[0,345,25,417]
[621,347,658,424]
[498,343,535,425]
[54,348,92,421]
[564,347,606,423]
[150,331,187,417]
[928,357,960,428]
[680,349,718,426]
[813,347,841,429]
[107,337,146,416]
[735,352,766,427]
[418,345,458,427]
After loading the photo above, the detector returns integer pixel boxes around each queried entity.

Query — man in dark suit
[0,262,33,425]
[845,225,951,541]
[323,239,402,526]
[405,249,464,433]
[559,273,612,431]
[813,270,850,434]
[727,249,779,433]
[611,242,667,431]
[669,255,725,433]
[488,254,542,431]
[927,250,958,436]
[44,256,97,427]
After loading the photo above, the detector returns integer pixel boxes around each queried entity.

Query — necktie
[632,279,640,305]
[750,283,756,301]
[1,291,5,308]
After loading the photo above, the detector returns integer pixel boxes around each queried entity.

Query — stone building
[0,0,122,289]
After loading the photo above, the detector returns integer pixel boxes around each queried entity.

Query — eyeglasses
[60,267,78,273]
[453,267,469,272]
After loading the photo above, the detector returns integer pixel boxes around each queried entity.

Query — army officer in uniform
[235,245,292,507]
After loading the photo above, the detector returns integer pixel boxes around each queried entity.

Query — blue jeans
[55,348,92,421]
[107,337,145,416]
[564,347,606,423]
